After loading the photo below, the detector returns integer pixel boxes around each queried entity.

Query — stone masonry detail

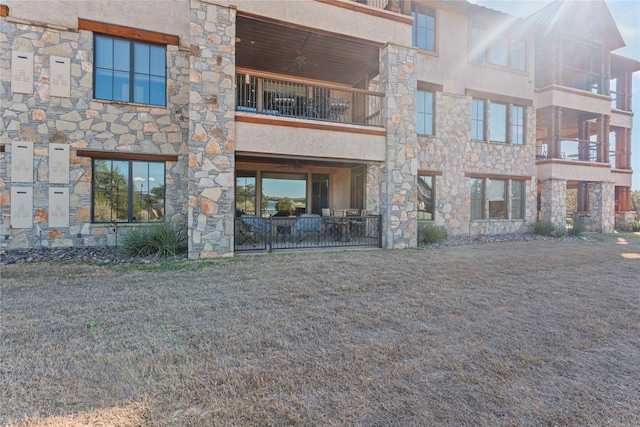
[540,179,566,227]
[1,16,190,249]
[379,43,418,249]
[589,181,615,233]
[187,0,236,258]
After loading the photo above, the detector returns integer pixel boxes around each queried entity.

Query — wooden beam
[465,89,533,107]
[77,149,178,162]
[418,170,443,176]
[313,0,413,24]
[0,4,9,17]
[235,113,386,136]
[417,81,444,92]
[465,172,531,181]
[78,19,179,45]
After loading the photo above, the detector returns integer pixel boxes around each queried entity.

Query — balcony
[536,139,621,167]
[236,71,383,127]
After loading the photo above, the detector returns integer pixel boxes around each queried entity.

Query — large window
[471,99,485,141]
[92,159,165,223]
[489,102,507,143]
[417,175,435,220]
[417,90,434,135]
[262,172,307,216]
[95,35,166,106]
[474,100,526,144]
[470,177,527,221]
[471,25,526,71]
[412,4,436,52]
[488,179,506,219]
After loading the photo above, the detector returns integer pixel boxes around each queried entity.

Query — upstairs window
[512,105,525,145]
[412,4,436,52]
[417,90,434,135]
[489,102,507,143]
[95,35,166,106]
[471,99,485,141]
[471,24,526,72]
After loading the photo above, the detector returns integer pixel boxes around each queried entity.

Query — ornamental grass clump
[532,219,564,237]
[567,220,587,236]
[121,222,187,258]
[418,222,449,245]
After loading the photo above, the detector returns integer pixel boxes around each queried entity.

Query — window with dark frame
[488,179,507,219]
[412,4,436,52]
[511,180,525,219]
[512,105,525,145]
[94,35,166,106]
[471,99,485,141]
[470,177,526,221]
[417,175,435,221]
[417,89,434,135]
[92,158,165,223]
[471,24,526,72]
[490,102,507,143]
[470,178,484,220]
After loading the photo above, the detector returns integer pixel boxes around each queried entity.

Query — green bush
[567,220,587,236]
[632,221,640,232]
[275,198,295,213]
[533,219,564,237]
[418,222,448,245]
[121,222,187,258]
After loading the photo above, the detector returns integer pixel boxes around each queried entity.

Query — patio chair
[237,214,271,246]
[293,213,323,244]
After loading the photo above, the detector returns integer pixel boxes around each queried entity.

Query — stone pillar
[379,43,417,248]
[589,181,615,233]
[540,179,566,227]
[187,1,236,258]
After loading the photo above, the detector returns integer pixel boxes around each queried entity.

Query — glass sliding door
[236,171,257,216]
[311,174,329,215]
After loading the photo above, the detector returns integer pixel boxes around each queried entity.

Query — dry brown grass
[2,232,639,426]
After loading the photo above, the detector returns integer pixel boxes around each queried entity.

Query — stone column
[540,179,566,227]
[589,181,615,233]
[187,1,236,258]
[379,43,417,248]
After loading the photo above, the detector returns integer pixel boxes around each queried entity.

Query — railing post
[268,216,273,253]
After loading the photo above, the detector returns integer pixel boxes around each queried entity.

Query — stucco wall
[3,0,191,47]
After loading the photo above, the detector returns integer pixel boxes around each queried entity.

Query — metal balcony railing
[611,90,632,111]
[559,139,598,162]
[236,72,384,127]
[234,214,382,252]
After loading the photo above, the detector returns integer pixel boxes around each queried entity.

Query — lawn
[1,233,639,426]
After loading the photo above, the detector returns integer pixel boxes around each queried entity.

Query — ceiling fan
[284,33,319,74]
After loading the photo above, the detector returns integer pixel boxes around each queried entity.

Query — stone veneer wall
[418,93,537,236]
[187,0,236,259]
[589,181,615,233]
[379,43,418,249]
[540,179,566,227]
[0,15,190,249]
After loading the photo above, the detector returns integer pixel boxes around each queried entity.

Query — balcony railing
[611,90,632,112]
[236,72,384,127]
[350,0,408,13]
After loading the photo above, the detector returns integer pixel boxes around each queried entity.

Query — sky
[472,0,640,190]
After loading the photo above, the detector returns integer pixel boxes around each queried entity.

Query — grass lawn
[1,233,639,426]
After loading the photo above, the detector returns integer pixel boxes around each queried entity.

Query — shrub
[120,222,187,258]
[567,220,587,236]
[275,198,295,213]
[533,219,564,237]
[632,221,640,232]
[418,222,448,245]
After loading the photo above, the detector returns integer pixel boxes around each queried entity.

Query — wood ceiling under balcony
[236,15,380,87]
